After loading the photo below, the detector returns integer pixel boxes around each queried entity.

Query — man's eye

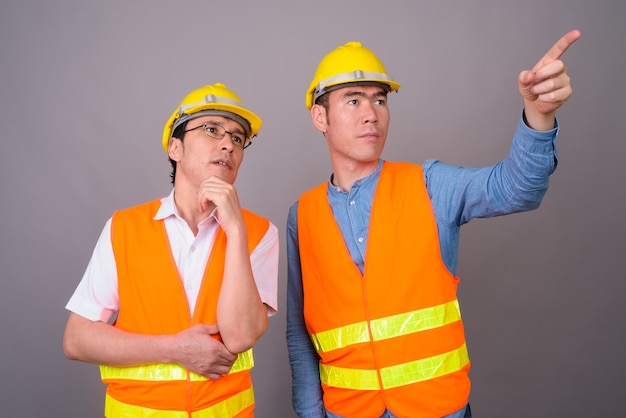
[232,135,244,144]
[206,126,218,134]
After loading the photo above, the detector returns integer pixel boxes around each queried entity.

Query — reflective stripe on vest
[100,349,253,381]
[310,300,461,353]
[104,386,254,417]
[320,343,469,390]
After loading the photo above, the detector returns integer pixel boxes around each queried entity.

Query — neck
[173,184,214,235]
[330,159,379,192]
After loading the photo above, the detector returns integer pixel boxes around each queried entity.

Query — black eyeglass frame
[183,121,253,150]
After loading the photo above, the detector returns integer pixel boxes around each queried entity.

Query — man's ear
[310,104,328,134]
[168,137,182,161]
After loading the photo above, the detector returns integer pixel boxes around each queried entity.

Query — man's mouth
[359,129,380,139]
[214,160,230,168]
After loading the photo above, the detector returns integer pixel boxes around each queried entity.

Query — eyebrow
[341,89,387,99]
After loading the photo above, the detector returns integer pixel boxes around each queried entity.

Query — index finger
[533,29,581,70]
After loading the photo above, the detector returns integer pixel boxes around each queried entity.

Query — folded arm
[63,313,236,380]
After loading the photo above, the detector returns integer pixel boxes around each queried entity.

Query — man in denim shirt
[287,31,580,418]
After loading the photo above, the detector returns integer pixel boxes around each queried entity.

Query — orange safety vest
[298,162,470,418]
[101,199,269,417]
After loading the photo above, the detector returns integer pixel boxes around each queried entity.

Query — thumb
[518,69,535,88]
[518,69,537,99]
[200,323,220,335]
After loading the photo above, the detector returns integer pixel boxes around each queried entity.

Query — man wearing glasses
[63,83,279,417]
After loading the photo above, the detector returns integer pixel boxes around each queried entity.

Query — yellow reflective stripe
[229,348,254,374]
[100,349,253,381]
[320,362,380,390]
[371,300,461,341]
[380,343,469,389]
[104,387,254,418]
[320,343,469,390]
[310,322,369,353]
[193,387,254,418]
[311,300,461,353]
[105,394,187,418]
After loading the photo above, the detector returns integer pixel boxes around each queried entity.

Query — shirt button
[350,200,356,205]
[357,237,364,243]
[190,245,196,252]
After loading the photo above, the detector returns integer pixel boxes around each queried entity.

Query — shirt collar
[154,189,177,220]
[328,159,384,194]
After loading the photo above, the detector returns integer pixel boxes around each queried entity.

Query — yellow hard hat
[162,83,262,152]
[305,41,401,110]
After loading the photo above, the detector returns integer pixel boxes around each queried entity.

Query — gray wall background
[1,1,624,417]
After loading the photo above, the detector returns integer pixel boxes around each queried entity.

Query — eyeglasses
[183,122,251,149]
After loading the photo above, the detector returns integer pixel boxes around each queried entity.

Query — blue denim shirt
[286,113,558,418]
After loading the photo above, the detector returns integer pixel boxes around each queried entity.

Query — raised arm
[197,176,270,354]
[518,29,581,131]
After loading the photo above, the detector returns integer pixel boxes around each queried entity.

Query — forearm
[286,313,325,418]
[523,103,557,132]
[64,312,237,379]
[217,226,268,354]
[497,113,558,208]
[63,312,176,367]
[427,113,558,225]
[286,204,325,417]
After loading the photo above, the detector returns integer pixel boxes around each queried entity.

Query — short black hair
[168,120,188,185]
